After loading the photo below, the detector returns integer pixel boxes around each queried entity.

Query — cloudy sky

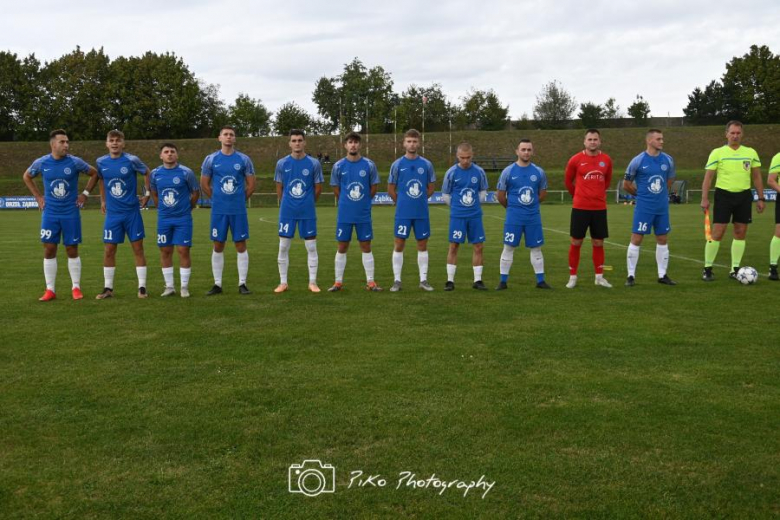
[3,0,777,120]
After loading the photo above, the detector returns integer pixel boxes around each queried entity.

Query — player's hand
[36,196,45,212]
[700,198,710,212]
[77,193,88,208]
[757,200,765,213]
[140,195,150,209]
[101,201,107,214]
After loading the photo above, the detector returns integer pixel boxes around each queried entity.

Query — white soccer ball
[736,266,758,285]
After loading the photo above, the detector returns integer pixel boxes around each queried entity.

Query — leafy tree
[578,102,603,128]
[684,45,780,124]
[312,57,394,134]
[274,102,313,136]
[627,95,651,123]
[533,80,576,129]
[396,83,454,132]
[228,93,272,137]
[602,97,622,119]
[461,88,509,130]
[0,51,24,140]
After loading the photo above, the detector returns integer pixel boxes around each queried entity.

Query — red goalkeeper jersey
[565,151,613,210]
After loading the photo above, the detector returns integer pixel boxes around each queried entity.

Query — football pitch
[1,203,778,518]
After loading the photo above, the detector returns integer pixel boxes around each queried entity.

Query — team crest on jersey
[220,176,238,195]
[743,161,751,171]
[599,162,605,168]
[359,170,367,177]
[233,163,241,171]
[302,169,310,176]
[648,175,664,194]
[417,167,425,175]
[64,167,72,175]
[161,188,178,207]
[459,188,476,207]
[471,176,477,184]
[289,179,306,199]
[518,186,535,206]
[660,164,668,172]
[49,179,70,199]
[120,167,129,175]
[110,179,127,198]
[406,179,423,199]
[173,177,181,185]
[531,175,538,182]
[347,182,364,201]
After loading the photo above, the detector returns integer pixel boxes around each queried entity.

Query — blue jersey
[624,152,675,215]
[96,153,148,214]
[497,162,548,222]
[275,154,323,220]
[28,154,92,217]
[150,165,199,219]
[201,150,254,215]
[442,163,488,218]
[330,157,380,224]
[388,156,436,219]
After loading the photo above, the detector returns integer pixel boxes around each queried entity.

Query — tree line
[0,46,776,141]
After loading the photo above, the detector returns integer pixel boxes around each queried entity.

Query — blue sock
[500,274,509,283]
[535,273,545,283]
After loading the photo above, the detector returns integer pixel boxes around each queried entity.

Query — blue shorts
[211,213,249,242]
[632,210,671,235]
[449,217,485,244]
[504,221,544,248]
[40,214,81,246]
[279,218,317,239]
[158,216,193,247]
[336,222,373,242]
[103,210,145,244]
[394,218,430,240]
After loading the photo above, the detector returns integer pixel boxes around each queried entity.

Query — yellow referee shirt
[705,145,761,192]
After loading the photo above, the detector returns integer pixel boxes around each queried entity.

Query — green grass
[1,203,779,518]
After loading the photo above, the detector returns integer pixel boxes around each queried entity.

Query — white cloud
[2,0,778,118]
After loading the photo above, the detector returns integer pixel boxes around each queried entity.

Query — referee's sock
[731,239,746,270]
[704,240,720,267]
[770,236,780,266]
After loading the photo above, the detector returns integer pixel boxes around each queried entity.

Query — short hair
[107,129,125,140]
[220,125,236,134]
[726,120,743,131]
[404,129,421,139]
[289,129,305,139]
[344,131,361,143]
[585,128,601,136]
[49,129,68,140]
[456,142,472,153]
[159,142,178,152]
[517,138,533,146]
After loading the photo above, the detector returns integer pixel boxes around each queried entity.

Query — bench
[473,156,516,171]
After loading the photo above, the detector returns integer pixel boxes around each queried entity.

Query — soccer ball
[736,266,758,285]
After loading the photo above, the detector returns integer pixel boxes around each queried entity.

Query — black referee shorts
[713,188,752,224]
[570,208,608,239]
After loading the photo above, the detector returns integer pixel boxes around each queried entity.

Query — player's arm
[199,174,212,198]
[314,182,322,202]
[190,189,199,208]
[329,164,340,202]
[497,190,508,208]
[98,176,107,214]
[78,166,99,207]
[245,174,256,201]
[388,183,397,203]
[752,166,765,213]
[539,189,548,203]
[701,169,716,211]
[768,171,780,193]
[564,158,576,195]
[440,170,452,205]
[22,170,44,211]
[140,168,152,208]
[622,179,637,196]
[276,182,283,205]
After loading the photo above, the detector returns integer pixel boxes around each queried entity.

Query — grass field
[1,203,779,518]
